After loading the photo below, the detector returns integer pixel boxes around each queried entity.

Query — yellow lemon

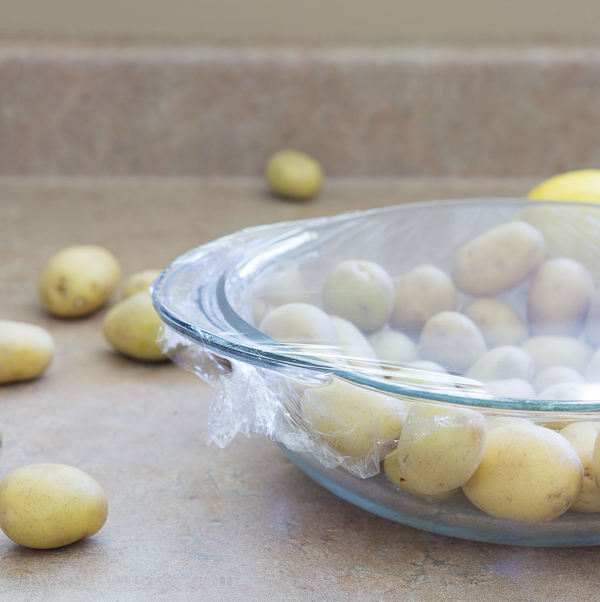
[527,169,600,202]
[265,149,323,200]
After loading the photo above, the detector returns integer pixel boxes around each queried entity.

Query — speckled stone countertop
[2,176,600,602]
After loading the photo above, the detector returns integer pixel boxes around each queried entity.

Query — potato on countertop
[39,245,121,318]
[0,320,54,384]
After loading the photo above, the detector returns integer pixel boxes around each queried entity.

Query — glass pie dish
[152,198,600,547]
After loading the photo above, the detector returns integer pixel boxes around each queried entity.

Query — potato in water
[462,422,583,522]
[452,221,546,296]
[323,260,394,332]
[528,258,594,337]
[301,377,408,461]
[391,264,456,335]
[395,402,487,495]
[560,422,600,512]
[420,311,487,374]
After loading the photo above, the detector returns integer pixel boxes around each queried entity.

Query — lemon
[527,169,600,202]
[265,149,323,200]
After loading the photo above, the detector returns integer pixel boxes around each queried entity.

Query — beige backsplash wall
[1,0,600,43]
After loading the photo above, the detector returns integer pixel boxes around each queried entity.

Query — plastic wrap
[154,198,600,542]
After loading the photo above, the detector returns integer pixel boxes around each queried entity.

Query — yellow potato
[452,220,546,296]
[527,258,594,337]
[395,402,487,495]
[259,302,340,360]
[383,453,464,502]
[533,366,584,394]
[419,311,487,374]
[368,329,420,368]
[391,264,456,334]
[301,377,408,461]
[584,290,600,349]
[251,268,312,326]
[463,297,528,348]
[0,464,108,549]
[122,269,162,299]
[323,260,395,332]
[39,245,121,318]
[465,345,534,383]
[462,422,583,522]
[560,422,600,512]
[330,315,380,371]
[102,291,168,362]
[520,336,593,374]
[265,149,323,199]
[0,320,54,384]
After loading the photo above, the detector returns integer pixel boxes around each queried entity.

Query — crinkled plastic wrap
[154,199,600,542]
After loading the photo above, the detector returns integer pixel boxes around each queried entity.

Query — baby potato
[452,220,546,296]
[560,422,600,512]
[368,329,420,368]
[463,297,528,348]
[528,258,594,337]
[462,422,583,522]
[251,268,312,327]
[102,290,168,362]
[301,377,408,461]
[521,336,593,374]
[122,269,162,299]
[265,149,323,200]
[39,245,121,318]
[383,453,464,502]
[323,260,395,332]
[330,315,380,371]
[533,365,584,394]
[395,402,487,495]
[391,264,456,335]
[0,320,54,384]
[483,379,536,400]
[584,290,600,349]
[259,302,339,360]
[465,345,535,383]
[0,464,108,549]
[420,311,487,374]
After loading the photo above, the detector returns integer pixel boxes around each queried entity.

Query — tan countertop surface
[1,176,598,602]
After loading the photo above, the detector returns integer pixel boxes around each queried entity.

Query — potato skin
[465,345,535,383]
[259,302,339,355]
[122,269,162,299]
[560,422,600,512]
[39,245,121,318]
[462,422,583,522]
[528,258,594,337]
[420,311,487,374]
[391,264,456,334]
[520,336,593,374]
[452,221,546,296]
[0,320,54,384]
[463,297,528,348]
[301,377,407,461]
[383,453,464,502]
[0,464,108,549]
[323,260,395,332]
[395,403,487,495]
[102,291,168,362]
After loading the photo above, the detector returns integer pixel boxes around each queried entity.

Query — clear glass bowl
[153,198,600,546]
